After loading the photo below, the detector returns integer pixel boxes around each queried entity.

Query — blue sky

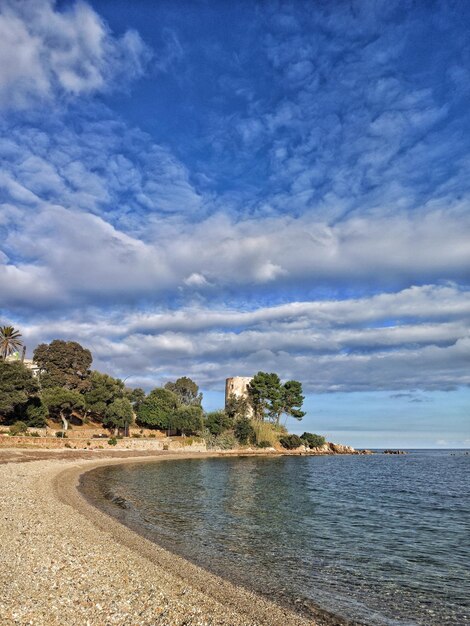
[0,0,469,447]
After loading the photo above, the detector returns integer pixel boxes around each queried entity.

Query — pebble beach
[0,450,317,626]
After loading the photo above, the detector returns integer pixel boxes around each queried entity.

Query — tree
[247,372,305,426]
[0,326,23,360]
[164,377,202,406]
[174,405,204,436]
[0,361,40,420]
[42,387,85,431]
[247,372,283,421]
[234,417,256,445]
[225,393,250,420]
[33,340,92,392]
[23,398,48,427]
[280,380,306,424]
[103,398,134,436]
[205,410,233,436]
[136,388,179,430]
[84,371,126,419]
[128,387,145,411]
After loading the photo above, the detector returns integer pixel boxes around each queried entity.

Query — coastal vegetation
[247,372,305,424]
[42,387,85,431]
[205,410,233,436]
[0,330,326,450]
[164,376,202,406]
[279,434,304,450]
[234,417,256,445]
[300,432,326,448]
[278,433,325,450]
[0,360,37,415]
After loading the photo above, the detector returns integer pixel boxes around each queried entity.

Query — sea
[80,450,470,626]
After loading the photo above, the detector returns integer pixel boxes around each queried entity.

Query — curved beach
[0,451,323,626]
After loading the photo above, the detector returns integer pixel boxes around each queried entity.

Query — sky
[0,0,469,448]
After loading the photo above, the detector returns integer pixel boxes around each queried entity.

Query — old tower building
[225,376,254,417]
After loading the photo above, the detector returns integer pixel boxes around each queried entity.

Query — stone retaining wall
[0,435,207,452]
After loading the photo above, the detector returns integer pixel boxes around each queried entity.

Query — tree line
[0,336,205,435]
[0,327,322,448]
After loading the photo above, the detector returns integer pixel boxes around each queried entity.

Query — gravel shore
[0,451,318,626]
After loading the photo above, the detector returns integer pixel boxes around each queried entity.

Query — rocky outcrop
[383,449,407,454]
[325,442,353,454]
[302,442,374,455]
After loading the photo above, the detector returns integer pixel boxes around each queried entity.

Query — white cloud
[0,116,202,219]
[1,193,469,308]
[0,0,150,109]
[0,262,61,307]
[184,273,211,288]
[3,204,172,302]
[7,284,469,393]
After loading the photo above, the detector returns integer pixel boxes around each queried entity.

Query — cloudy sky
[1,0,469,447]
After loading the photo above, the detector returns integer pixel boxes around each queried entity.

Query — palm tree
[0,326,23,360]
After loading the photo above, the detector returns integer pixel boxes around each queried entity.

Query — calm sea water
[81,451,470,625]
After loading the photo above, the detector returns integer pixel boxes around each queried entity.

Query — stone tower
[225,376,254,417]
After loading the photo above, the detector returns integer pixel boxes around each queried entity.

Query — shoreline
[77,454,360,626]
[0,449,357,626]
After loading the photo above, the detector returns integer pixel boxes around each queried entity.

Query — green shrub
[279,434,303,450]
[55,431,68,438]
[257,440,272,448]
[148,433,156,438]
[108,437,118,446]
[9,421,28,436]
[234,417,256,444]
[64,442,72,448]
[300,432,326,448]
[174,405,204,435]
[29,431,40,437]
[205,410,233,436]
[132,433,141,438]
